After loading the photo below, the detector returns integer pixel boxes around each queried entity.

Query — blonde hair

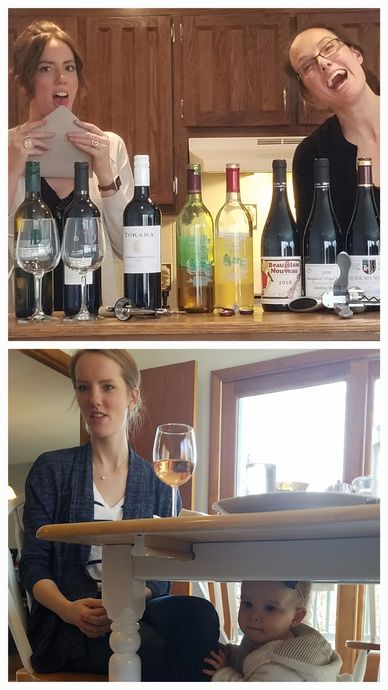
[70,349,143,434]
[11,20,88,101]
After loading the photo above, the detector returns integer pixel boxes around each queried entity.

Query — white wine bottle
[214,163,254,313]
[176,163,214,312]
[14,160,53,318]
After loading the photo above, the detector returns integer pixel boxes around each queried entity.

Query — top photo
[8,7,380,342]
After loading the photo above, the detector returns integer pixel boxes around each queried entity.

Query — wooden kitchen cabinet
[84,15,174,205]
[295,10,380,126]
[181,11,292,127]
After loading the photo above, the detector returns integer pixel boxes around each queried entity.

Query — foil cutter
[289,252,380,318]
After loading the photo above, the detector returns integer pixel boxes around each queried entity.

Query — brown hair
[11,20,88,101]
[285,24,380,101]
[70,349,143,433]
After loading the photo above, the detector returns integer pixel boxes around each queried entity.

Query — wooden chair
[8,496,108,682]
[345,584,380,682]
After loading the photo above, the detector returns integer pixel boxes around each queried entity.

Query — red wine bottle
[345,157,380,302]
[62,162,102,316]
[303,158,343,298]
[261,159,301,311]
[14,160,53,318]
[123,155,162,309]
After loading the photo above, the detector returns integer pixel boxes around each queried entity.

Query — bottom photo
[8,347,380,682]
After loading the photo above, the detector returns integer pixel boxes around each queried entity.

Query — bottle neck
[357,164,373,188]
[187,168,202,200]
[74,166,90,199]
[225,167,241,201]
[25,171,41,198]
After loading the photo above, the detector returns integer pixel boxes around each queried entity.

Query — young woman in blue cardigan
[19,349,219,680]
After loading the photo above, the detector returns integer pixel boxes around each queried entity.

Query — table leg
[102,544,145,681]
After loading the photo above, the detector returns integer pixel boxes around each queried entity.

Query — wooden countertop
[9,304,379,341]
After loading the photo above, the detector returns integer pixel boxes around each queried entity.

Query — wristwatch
[98,175,122,192]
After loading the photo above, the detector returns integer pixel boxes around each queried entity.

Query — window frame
[208,348,380,675]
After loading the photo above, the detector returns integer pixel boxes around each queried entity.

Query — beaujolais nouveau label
[123,225,161,273]
[261,257,302,303]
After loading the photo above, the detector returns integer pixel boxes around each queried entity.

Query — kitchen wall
[159,172,296,308]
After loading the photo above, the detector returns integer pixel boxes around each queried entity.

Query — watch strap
[98,175,122,192]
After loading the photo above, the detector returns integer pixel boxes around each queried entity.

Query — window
[209,349,379,674]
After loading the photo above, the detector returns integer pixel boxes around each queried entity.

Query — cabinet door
[8,13,79,127]
[296,10,380,126]
[84,16,174,205]
[182,11,292,127]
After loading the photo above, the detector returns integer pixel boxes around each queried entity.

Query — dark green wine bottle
[14,160,53,318]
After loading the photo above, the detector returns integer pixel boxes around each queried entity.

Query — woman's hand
[62,597,112,638]
[9,119,54,176]
[203,646,230,676]
[67,119,114,188]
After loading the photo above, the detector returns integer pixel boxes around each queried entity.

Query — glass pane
[371,378,380,495]
[237,381,347,494]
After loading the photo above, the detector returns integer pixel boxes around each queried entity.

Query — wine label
[304,263,340,298]
[123,225,161,273]
[178,235,213,287]
[64,266,93,285]
[261,257,301,304]
[348,255,380,300]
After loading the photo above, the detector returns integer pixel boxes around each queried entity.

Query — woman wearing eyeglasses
[287,26,380,235]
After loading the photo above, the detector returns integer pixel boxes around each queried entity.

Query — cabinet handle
[180,99,184,119]
[171,22,175,44]
[173,176,178,195]
[282,87,287,113]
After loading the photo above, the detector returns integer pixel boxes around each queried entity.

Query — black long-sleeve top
[292,115,380,236]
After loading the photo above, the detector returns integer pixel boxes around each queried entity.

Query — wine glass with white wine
[152,423,197,517]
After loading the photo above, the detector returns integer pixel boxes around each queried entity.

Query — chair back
[8,494,25,558]
[8,549,34,673]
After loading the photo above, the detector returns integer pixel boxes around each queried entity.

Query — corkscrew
[99,298,187,320]
[289,252,380,318]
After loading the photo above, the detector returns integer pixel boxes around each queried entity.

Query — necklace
[93,457,128,480]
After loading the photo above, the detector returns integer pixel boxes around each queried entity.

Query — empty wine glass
[15,217,60,322]
[61,216,106,320]
[153,423,197,517]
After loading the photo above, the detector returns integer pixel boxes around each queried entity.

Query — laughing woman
[18,349,219,680]
[8,20,134,309]
[287,25,380,234]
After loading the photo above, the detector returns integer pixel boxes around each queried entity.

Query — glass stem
[171,487,178,517]
[80,274,89,315]
[33,273,44,316]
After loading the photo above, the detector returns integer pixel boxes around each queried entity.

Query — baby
[203,580,344,682]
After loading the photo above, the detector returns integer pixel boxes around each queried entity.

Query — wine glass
[61,216,106,320]
[153,423,197,517]
[15,217,60,322]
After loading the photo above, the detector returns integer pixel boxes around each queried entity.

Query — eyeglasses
[297,38,345,80]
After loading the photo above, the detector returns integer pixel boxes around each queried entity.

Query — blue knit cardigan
[19,443,179,672]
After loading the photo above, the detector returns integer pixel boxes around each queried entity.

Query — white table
[37,504,380,681]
